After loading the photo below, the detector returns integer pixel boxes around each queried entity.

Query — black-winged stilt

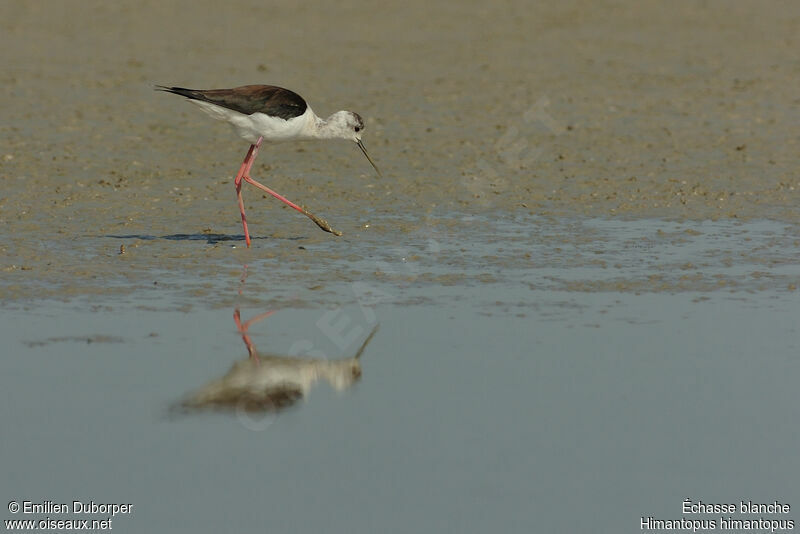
[156,84,381,246]
[174,309,379,414]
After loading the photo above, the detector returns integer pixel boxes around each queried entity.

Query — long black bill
[356,139,382,178]
[354,325,380,359]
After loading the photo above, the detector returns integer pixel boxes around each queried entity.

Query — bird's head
[328,111,382,177]
[328,110,366,141]
[323,358,363,391]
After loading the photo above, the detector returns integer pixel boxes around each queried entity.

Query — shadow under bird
[172,309,379,415]
[156,84,382,246]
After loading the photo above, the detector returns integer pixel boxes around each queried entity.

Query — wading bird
[157,84,381,246]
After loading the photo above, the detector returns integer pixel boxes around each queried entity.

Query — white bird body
[180,355,362,413]
[188,100,318,144]
[174,324,378,414]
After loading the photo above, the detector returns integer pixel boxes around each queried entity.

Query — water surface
[2,216,798,533]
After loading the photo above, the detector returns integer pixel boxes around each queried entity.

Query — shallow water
[4,214,799,306]
[2,215,798,533]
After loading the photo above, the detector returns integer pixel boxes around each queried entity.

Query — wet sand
[2,1,800,301]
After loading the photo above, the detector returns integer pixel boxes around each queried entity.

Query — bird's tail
[154,85,203,101]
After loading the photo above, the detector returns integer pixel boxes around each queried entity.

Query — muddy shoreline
[1,1,798,302]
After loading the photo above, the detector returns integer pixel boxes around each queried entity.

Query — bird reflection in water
[174,309,378,415]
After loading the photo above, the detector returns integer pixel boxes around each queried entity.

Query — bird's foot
[308,212,343,236]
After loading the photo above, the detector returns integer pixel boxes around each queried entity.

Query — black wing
[156,84,308,120]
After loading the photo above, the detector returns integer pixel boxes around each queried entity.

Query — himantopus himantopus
[174,309,379,413]
[156,84,381,246]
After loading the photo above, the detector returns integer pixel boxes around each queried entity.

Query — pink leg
[234,135,342,242]
[234,137,263,248]
[234,308,276,362]
[242,174,342,236]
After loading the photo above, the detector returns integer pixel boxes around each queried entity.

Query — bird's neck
[312,113,345,140]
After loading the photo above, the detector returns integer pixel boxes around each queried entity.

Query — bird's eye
[354,126,361,133]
